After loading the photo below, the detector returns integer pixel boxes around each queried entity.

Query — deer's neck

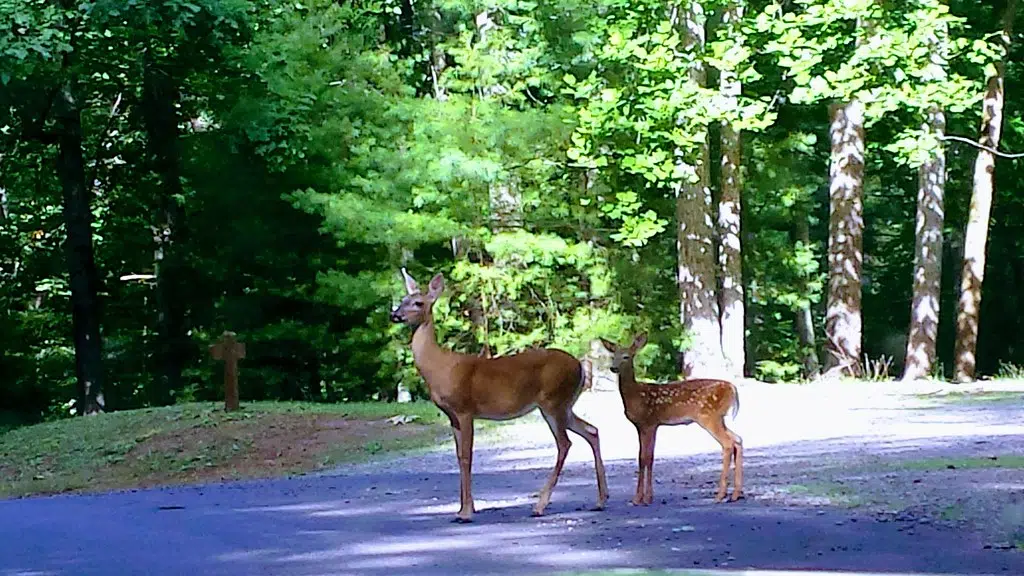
[616,364,641,400]
[410,319,453,391]
[614,364,638,387]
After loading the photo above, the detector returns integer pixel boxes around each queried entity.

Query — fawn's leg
[568,412,608,510]
[534,409,572,516]
[633,425,655,505]
[643,427,659,504]
[729,429,744,501]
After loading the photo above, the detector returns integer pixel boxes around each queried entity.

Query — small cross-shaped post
[209,331,246,412]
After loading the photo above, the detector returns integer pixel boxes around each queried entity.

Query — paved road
[2,381,1023,576]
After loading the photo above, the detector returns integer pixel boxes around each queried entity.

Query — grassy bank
[0,401,453,499]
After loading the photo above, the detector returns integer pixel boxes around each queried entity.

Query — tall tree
[142,51,189,403]
[758,0,875,377]
[717,0,745,377]
[55,78,106,415]
[791,208,822,377]
[902,16,949,381]
[676,1,727,377]
[42,0,109,414]
[824,98,866,377]
[954,0,1019,382]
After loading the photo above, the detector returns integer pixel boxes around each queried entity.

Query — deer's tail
[729,382,740,420]
[579,357,594,392]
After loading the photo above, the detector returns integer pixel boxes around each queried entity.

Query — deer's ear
[598,338,617,352]
[426,273,445,300]
[400,268,419,295]
[631,332,648,351]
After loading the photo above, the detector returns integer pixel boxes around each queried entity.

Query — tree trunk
[142,58,189,404]
[676,2,726,378]
[953,0,1017,383]
[903,16,950,382]
[902,106,946,381]
[824,99,865,377]
[717,0,745,378]
[55,82,105,415]
[791,212,821,377]
[384,0,417,60]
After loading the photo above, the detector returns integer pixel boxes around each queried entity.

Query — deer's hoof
[452,515,474,524]
[730,491,745,502]
[714,493,727,503]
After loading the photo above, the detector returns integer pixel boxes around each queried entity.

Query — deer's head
[599,333,647,375]
[390,268,445,328]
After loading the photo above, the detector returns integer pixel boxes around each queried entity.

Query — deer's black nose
[609,366,619,374]
[390,311,402,322]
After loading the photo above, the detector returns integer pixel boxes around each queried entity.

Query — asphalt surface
[2,381,1023,576]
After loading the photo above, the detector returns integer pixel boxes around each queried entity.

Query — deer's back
[443,348,582,419]
[623,378,736,426]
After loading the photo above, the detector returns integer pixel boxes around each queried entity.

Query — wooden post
[209,331,245,412]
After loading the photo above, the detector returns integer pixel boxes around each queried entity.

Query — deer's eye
[414,301,424,308]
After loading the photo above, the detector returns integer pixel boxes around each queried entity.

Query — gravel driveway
[2,380,1023,576]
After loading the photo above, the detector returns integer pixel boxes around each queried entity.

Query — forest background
[2,0,1022,424]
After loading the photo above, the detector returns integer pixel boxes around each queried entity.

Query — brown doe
[600,334,744,504]
[390,269,608,522]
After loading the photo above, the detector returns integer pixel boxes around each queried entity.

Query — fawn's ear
[426,273,445,301]
[631,332,648,351]
[400,268,419,295]
[598,338,617,353]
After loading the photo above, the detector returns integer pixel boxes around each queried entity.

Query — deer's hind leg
[701,416,738,503]
[729,428,744,501]
[568,412,608,510]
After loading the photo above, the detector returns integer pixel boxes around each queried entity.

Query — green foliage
[563,2,775,247]
[3,0,1024,423]
[444,230,629,357]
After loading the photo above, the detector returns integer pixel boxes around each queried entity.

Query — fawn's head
[390,269,445,328]
[599,333,647,374]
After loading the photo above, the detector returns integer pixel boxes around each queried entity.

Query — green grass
[897,455,1024,471]
[915,390,1024,406]
[781,481,867,508]
[0,400,458,499]
[995,364,1024,380]
[940,503,965,522]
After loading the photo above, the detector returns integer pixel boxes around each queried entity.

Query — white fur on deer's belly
[664,417,695,426]
[479,403,538,421]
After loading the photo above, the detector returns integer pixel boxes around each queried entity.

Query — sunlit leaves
[564,1,773,247]
[288,189,465,249]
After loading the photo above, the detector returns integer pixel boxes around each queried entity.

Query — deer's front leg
[633,426,655,506]
[643,427,658,505]
[452,415,475,522]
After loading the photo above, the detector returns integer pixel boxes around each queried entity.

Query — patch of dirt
[122,413,447,489]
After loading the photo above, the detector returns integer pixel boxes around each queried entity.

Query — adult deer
[600,334,744,505]
[390,269,608,522]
